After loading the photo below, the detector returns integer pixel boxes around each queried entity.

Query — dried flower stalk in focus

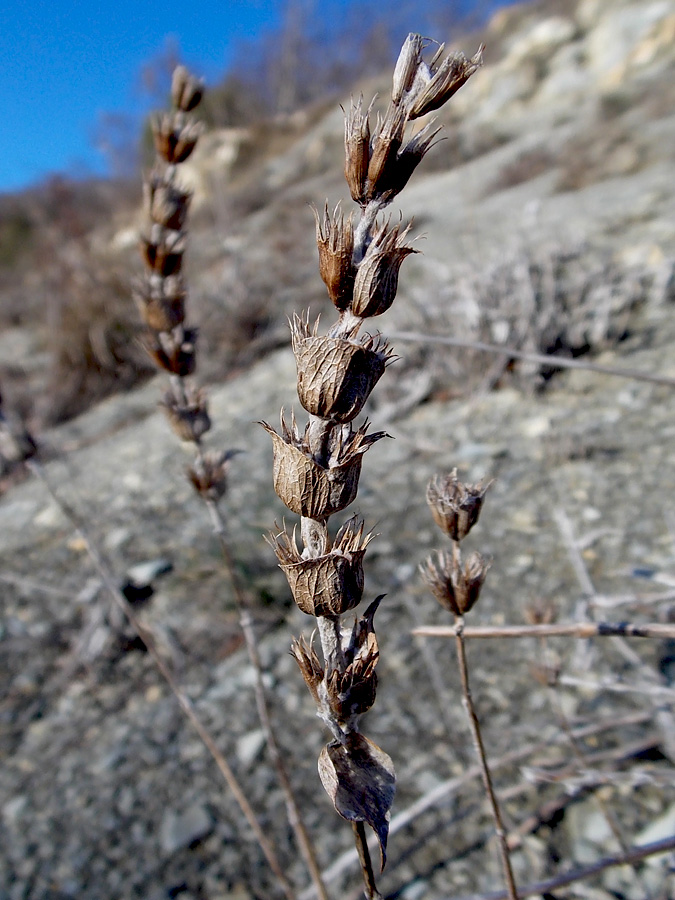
[264,34,483,899]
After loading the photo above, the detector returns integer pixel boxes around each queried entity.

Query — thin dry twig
[386,329,675,388]
[451,834,675,900]
[413,622,675,639]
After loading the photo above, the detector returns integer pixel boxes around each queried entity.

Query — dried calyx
[422,470,492,618]
[264,31,483,881]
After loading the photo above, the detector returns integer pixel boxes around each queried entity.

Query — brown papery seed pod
[269,517,374,616]
[366,104,407,202]
[161,384,211,443]
[187,449,236,502]
[262,423,361,518]
[260,417,387,519]
[152,113,203,164]
[344,95,373,205]
[426,469,491,542]
[144,327,198,377]
[421,548,489,616]
[291,315,390,423]
[351,221,416,319]
[171,65,204,112]
[145,174,191,231]
[140,228,186,277]
[134,275,186,332]
[408,46,484,119]
[314,204,355,310]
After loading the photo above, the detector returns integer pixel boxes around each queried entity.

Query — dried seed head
[145,173,191,231]
[314,204,355,310]
[144,327,198,377]
[133,275,186,332]
[366,103,407,202]
[426,469,491,542]
[351,220,416,319]
[326,595,383,721]
[420,548,489,616]
[291,314,390,423]
[524,596,558,626]
[171,65,204,112]
[161,384,211,443]
[187,449,238,501]
[343,95,373,205]
[290,635,324,703]
[152,113,203,164]
[408,45,484,119]
[140,227,186,277]
[268,516,374,616]
[529,659,561,688]
[261,416,387,519]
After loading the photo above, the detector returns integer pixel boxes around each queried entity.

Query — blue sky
[2,1,510,194]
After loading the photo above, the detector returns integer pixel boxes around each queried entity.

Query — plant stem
[205,496,330,900]
[454,616,518,900]
[352,821,382,900]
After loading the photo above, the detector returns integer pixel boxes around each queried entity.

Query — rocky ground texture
[2,0,675,898]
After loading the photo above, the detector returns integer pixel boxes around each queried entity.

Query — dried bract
[344,95,372,205]
[140,227,186,277]
[145,173,191,231]
[134,275,186,332]
[318,732,396,870]
[187,449,235,501]
[269,517,374,616]
[408,45,484,119]
[392,33,425,104]
[366,104,407,201]
[421,548,489,616]
[290,635,324,703]
[171,65,204,112]
[426,469,491,542]
[152,113,203,164]
[314,204,355,310]
[161,384,211,443]
[351,221,416,319]
[291,314,389,422]
[144,327,198,377]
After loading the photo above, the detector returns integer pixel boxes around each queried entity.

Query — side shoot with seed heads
[264,34,483,899]
[422,470,518,900]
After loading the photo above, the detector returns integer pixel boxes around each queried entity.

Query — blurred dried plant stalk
[264,34,483,898]
[135,67,329,900]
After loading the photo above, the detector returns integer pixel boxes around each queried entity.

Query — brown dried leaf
[318,733,396,870]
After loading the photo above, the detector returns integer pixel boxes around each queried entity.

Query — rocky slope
[2,1,675,898]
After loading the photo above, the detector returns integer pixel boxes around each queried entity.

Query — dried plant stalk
[264,35,483,899]
[422,470,518,900]
[136,66,326,900]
